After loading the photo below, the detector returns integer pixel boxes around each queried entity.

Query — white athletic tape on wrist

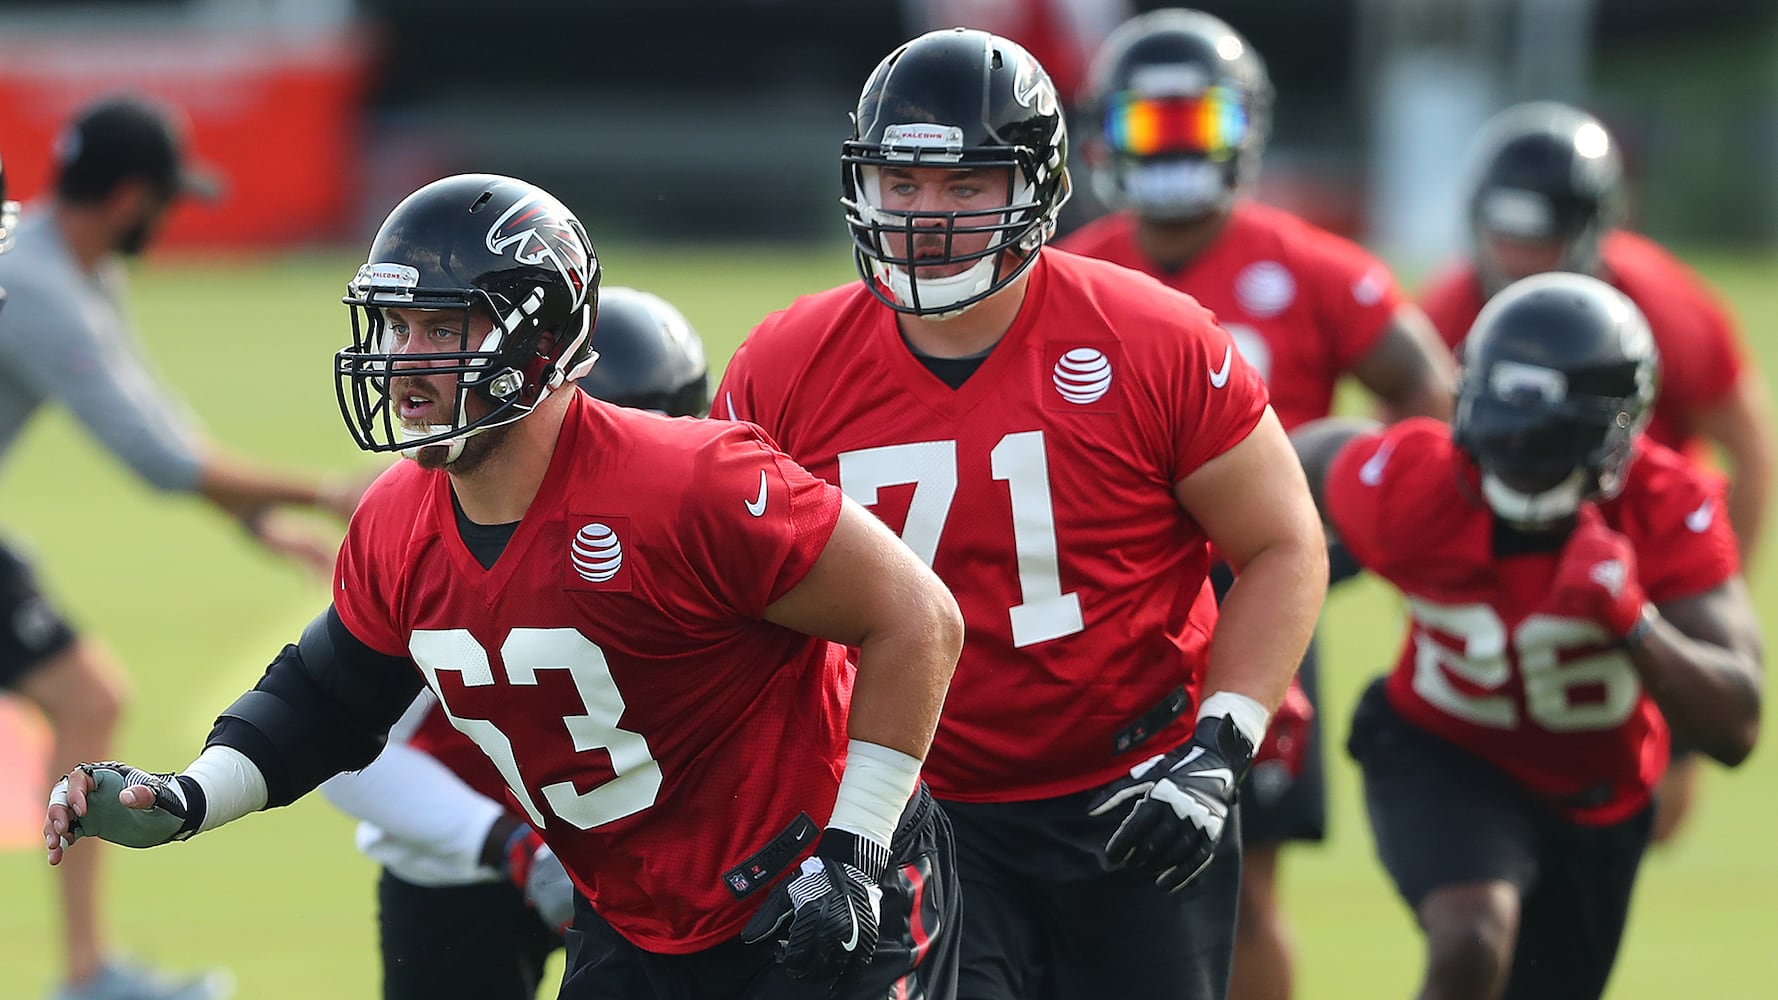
[825,739,922,851]
[1196,691,1271,750]
[181,745,269,833]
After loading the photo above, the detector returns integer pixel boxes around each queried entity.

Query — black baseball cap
[53,94,223,202]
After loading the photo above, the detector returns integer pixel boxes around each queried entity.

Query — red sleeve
[1170,309,1269,479]
[1294,228,1406,369]
[1630,263,1745,417]
[711,319,785,437]
[679,422,844,617]
[1618,448,1740,603]
[1415,264,1485,352]
[1323,428,1393,575]
[332,470,412,657]
[1686,290,1746,408]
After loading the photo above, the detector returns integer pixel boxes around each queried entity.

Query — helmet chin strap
[398,423,472,464]
[1480,468,1587,527]
[879,256,999,319]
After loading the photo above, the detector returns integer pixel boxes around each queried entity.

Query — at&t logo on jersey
[566,516,631,591]
[1234,261,1296,318]
[1051,347,1114,405]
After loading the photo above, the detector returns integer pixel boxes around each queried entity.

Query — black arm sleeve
[204,605,424,808]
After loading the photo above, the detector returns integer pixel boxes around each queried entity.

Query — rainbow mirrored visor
[1102,87,1248,160]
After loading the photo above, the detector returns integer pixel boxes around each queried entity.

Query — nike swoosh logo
[839,905,862,951]
[1686,499,1714,532]
[1359,441,1394,486]
[1193,767,1235,793]
[1208,345,1232,389]
[745,471,768,517]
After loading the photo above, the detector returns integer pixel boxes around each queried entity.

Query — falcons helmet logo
[486,194,593,300]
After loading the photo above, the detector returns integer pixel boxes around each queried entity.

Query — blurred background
[1,0,1776,257]
[1,1,1776,998]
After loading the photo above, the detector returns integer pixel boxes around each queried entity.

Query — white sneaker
[51,960,234,1000]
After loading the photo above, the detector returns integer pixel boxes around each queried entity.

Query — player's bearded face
[877,165,1014,279]
[383,306,504,471]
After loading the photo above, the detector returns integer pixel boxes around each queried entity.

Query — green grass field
[0,242,1773,998]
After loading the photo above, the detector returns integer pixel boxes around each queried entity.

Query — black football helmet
[842,28,1071,317]
[336,173,600,459]
[1453,272,1657,528]
[577,287,710,417]
[1079,9,1271,222]
[0,148,18,254]
[1466,102,1624,296]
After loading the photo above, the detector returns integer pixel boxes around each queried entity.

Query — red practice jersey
[1418,231,1745,455]
[1326,418,1738,824]
[717,249,1269,803]
[406,702,507,805]
[1058,201,1405,431]
[334,391,849,953]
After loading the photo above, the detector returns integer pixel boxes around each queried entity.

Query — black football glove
[740,828,888,982]
[1087,715,1254,892]
[49,762,205,849]
[500,825,576,932]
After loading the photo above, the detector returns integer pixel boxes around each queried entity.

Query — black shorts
[1347,680,1653,999]
[0,538,78,691]
[1210,561,1326,847]
[558,784,958,1000]
[378,869,561,1000]
[942,785,1242,1000]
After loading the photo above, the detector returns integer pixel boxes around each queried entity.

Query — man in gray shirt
[0,97,360,1000]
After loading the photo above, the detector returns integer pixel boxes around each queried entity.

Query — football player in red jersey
[1419,101,1774,844]
[43,174,969,1000]
[1058,12,1457,997]
[1295,272,1762,1000]
[717,29,1326,1000]
[1420,101,1773,562]
[317,286,715,1000]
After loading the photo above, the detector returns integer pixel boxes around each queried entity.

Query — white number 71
[839,431,1084,648]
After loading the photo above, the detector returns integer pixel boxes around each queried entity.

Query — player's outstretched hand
[1545,508,1648,639]
[741,828,888,982]
[318,469,379,523]
[502,825,576,932]
[244,507,339,582]
[45,761,204,864]
[1088,715,1254,892]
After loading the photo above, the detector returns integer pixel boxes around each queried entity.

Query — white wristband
[181,745,269,833]
[826,739,923,850]
[1197,691,1271,750]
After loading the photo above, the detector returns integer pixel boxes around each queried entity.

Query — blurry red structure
[0,28,373,250]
